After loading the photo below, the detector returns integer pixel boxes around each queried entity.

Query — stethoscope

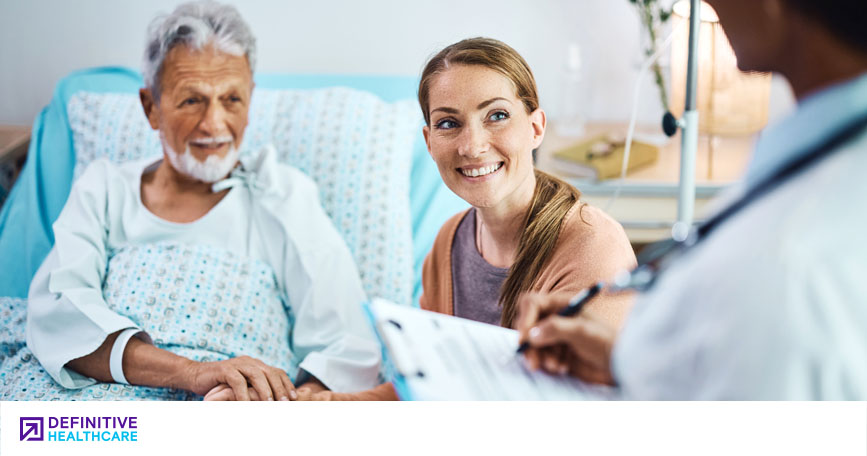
[605,113,867,295]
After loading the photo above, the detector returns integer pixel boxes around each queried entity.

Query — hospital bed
[0,68,467,365]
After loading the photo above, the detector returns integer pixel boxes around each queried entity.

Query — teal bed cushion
[0,67,466,302]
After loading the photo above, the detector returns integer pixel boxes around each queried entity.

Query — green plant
[628,0,673,111]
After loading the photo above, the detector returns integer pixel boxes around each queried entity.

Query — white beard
[160,133,240,183]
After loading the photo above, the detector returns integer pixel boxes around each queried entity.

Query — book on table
[551,133,660,180]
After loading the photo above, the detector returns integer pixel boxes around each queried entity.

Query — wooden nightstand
[0,125,31,208]
[536,122,756,245]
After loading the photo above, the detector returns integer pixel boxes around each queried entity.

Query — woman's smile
[458,161,504,181]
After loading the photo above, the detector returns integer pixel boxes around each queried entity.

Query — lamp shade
[669,0,772,136]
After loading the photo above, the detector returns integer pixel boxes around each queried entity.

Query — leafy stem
[629,0,673,111]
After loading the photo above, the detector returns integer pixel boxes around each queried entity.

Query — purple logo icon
[20,417,44,441]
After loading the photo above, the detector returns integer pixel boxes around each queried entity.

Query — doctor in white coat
[516,0,867,399]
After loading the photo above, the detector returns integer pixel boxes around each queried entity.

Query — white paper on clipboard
[364,299,620,400]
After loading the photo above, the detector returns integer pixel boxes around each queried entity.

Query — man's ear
[529,108,546,149]
[139,88,160,130]
[423,125,432,156]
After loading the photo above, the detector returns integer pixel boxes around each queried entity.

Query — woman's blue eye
[435,119,458,129]
[489,111,509,121]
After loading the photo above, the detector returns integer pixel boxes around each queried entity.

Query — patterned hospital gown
[2,148,382,400]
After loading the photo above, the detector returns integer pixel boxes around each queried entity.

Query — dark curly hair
[787,0,867,53]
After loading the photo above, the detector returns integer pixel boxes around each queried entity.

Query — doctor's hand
[186,356,297,401]
[516,292,618,386]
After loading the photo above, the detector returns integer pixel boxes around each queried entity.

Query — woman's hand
[185,356,296,401]
[515,292,619,386]
[203,383,249,401]
[297,382,399,401]
[295,377,333,400]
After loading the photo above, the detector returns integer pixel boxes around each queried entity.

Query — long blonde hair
[419,37,583,327]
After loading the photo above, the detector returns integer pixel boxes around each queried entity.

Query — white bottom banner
[2,401,865,455]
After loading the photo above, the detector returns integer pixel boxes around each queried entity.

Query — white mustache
[189,136,233,145]
[160,131,239,184]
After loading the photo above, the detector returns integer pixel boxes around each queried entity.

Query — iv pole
[663,0,701,240]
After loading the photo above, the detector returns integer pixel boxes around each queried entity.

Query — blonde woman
[417,37,636,330]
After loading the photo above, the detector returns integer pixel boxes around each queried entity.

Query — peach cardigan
[419,203,637,326]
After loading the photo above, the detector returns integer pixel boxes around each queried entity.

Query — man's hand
[515,292,619,386]
[203,373,335,401]
[185,356,296,401]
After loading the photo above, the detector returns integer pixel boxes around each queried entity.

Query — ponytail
[498,169,583,327]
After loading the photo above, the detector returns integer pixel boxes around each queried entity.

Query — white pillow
[67,88,419,306]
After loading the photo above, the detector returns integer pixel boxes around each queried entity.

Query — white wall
[0,0,794,127]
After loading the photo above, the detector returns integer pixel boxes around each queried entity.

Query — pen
[516,282,603,354]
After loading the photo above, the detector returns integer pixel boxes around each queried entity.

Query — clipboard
[362,299,619,400]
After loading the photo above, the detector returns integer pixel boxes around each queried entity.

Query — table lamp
[669,0,772,178]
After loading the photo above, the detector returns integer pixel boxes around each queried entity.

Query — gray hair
[142,1,256,101]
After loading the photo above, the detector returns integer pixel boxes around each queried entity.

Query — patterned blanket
[0,242,295,400]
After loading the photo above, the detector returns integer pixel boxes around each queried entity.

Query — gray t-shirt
[451,209,509,326]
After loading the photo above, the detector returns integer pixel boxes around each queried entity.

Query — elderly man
[516,0,867,399]
[1,1,381,401]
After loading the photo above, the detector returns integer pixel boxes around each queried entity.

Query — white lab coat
[612,74,867,400]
